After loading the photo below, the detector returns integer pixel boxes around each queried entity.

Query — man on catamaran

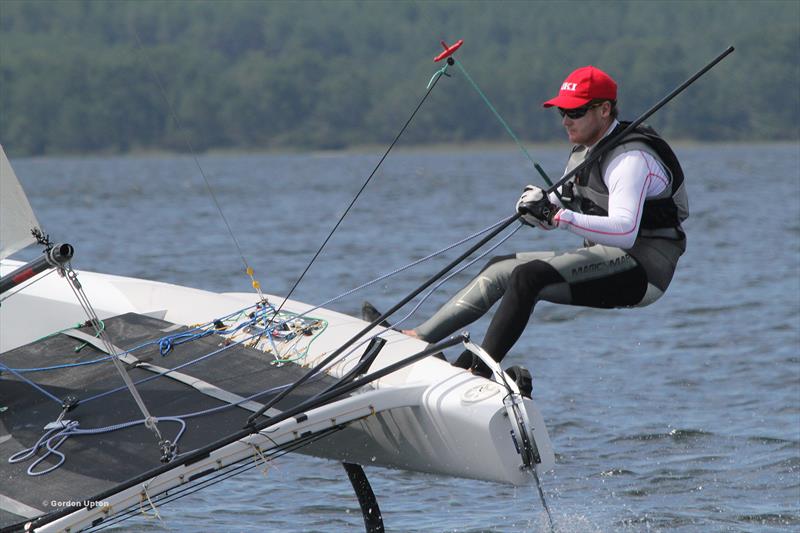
[399,65,688,382]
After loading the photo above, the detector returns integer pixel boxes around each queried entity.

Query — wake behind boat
[0,140,554,532]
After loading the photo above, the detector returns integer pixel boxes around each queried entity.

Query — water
[9,143,799,531]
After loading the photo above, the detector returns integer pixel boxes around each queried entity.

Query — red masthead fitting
[434,39,463,62]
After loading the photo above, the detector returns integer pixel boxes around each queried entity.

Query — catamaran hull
[1,260,554,530]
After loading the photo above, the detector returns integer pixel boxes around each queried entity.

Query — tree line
[1,0,797,156]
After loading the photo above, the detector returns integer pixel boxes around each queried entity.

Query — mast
[0,242,74,295]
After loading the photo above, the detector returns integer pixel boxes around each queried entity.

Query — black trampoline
[0,312,340,530]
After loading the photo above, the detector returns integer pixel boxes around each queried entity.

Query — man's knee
[474,254,518,288]
[480,254,516,275]
[509,260,564,295]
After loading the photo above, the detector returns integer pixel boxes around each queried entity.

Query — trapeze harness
[414,120,688,363]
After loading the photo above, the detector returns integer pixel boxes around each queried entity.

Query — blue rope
[159,330,216,356]
[80,329,263,404]
[8,355,116,373]
[11,305,306,406]
[0,362,63,405]
[7,376,329,477]
[8,418,186,477]
[157,305,266,357]
[6,305,264,373]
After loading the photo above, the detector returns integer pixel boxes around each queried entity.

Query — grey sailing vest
[562,122,687,291]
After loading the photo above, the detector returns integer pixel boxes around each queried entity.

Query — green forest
[1,0,798,156]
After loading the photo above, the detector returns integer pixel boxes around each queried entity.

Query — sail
[0,144,41,259]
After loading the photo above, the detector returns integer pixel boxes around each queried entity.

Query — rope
[139,480,164,522]
[4,303,327,413]
[7,356,115,373]
[452,59,554,188]
[7,374,326,478]
[79,331,252,404]
[266,61,451,329]
[5,306,259,373]
[158,329,217,356]
[8,418,186,476]
[77,306,327,404]
[0,361,63,404]
[72,319,105,353]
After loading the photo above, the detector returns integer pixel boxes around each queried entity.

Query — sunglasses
[558,102,603,119]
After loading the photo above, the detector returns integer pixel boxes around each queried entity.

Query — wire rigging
[131,29,265,300]
[60,263,166,446]
[266,61,452,328]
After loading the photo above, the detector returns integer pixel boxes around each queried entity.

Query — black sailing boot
[453,351,533,399]
[361,301,393,328]
[504,365,532,399]
[452,350,493,379]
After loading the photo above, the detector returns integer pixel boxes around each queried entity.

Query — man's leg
[413,252,562,343]
[470,245,649,368]
[480,259,566,361]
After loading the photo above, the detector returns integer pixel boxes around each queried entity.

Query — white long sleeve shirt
[551,121,669,249]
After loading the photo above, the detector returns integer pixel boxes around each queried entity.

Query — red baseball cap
[542,66,617,109]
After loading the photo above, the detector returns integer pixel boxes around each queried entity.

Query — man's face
[560,101,612,146]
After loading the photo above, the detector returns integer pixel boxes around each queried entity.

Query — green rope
[34,320,106,352]
[453,59,553,187]
[274,319,329,363]
[74,319,105,353]
[426,62,450,90]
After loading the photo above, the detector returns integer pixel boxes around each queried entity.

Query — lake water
[9,142,799,532]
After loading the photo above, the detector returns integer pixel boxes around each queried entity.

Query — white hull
[1,259,554,530]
